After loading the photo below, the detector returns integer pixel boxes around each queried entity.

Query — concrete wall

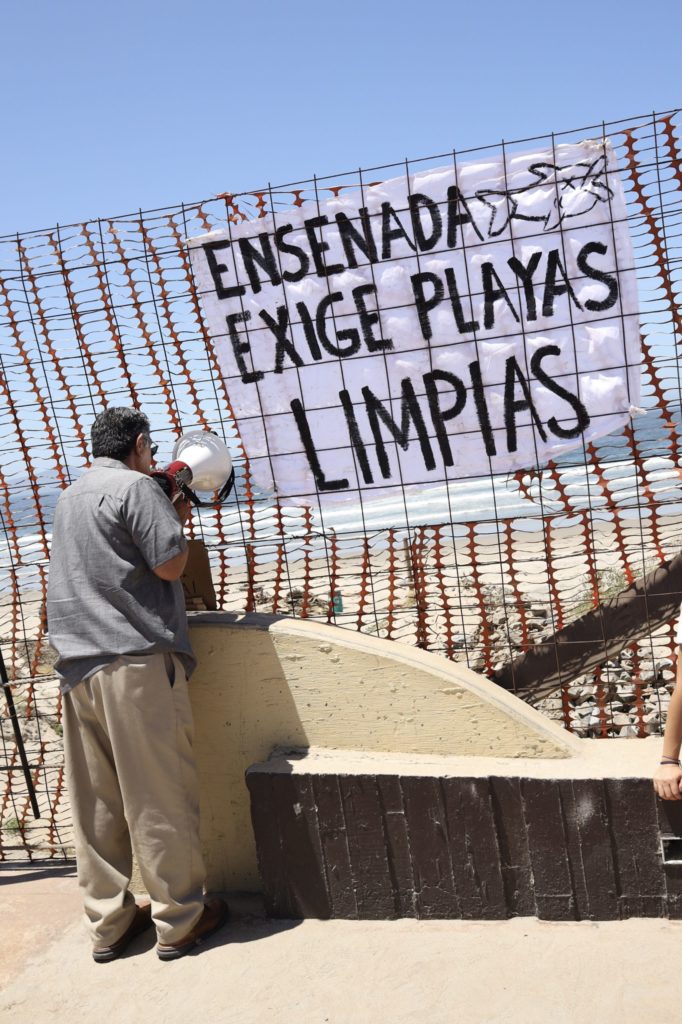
[246,742,673,921]
[187,613,579,891]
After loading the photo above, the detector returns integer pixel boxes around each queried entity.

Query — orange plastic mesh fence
[1,112,680,859]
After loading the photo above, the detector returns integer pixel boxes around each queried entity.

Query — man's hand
[653,763,682,801]
[173,495,192,527]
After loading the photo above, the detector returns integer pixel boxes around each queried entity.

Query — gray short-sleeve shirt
[47,457,196,693]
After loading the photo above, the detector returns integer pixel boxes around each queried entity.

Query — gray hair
[91,407,151,461]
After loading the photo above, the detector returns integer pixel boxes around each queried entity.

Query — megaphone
[152,430,235,507]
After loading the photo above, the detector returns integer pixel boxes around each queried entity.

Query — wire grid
[0,110,681,860]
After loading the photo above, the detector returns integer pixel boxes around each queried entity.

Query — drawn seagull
[474,154,614,238]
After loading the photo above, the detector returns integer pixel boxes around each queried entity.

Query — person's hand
[173,494,192,527]
[653,763,682,800]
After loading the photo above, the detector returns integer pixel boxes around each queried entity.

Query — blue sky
[1,0,679,236]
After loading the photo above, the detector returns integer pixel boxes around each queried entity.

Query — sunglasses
[143,435,159,457]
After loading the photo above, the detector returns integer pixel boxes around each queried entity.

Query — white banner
[187,140,640,505]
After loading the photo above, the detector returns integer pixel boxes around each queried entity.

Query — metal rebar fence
[1,110,680,859]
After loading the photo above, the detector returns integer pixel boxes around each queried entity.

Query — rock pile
[555,654,674,737]
[481,589,675,737]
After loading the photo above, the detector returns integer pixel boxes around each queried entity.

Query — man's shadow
[126,892,302,959]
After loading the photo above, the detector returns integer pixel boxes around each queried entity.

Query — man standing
[48,407,228,962]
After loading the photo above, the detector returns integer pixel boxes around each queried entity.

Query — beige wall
[187,613,580,891]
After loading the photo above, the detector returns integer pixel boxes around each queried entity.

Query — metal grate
[1,110,680,858]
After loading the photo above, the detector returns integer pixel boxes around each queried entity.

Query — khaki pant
[63,653,205,947]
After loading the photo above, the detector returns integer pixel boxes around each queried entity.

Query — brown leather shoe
[92,903,153,963]
[156,898,230,961]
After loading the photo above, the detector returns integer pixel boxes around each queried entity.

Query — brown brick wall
[246,769,682,921]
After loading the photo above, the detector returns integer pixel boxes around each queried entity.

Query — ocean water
[2,406,682,584]
[198,405,682,543]
[193,453,682,549]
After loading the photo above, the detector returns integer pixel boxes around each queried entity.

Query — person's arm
[653,648,682,801]
[152,496,191,581]
[153,549,188,581]
[122,478,189,581]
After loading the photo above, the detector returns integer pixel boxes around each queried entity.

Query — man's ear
[135,433,146,455]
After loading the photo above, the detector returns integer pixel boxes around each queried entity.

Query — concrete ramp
[187,613,579,890]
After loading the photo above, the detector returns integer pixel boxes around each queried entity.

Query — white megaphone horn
[165,430,235,507]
